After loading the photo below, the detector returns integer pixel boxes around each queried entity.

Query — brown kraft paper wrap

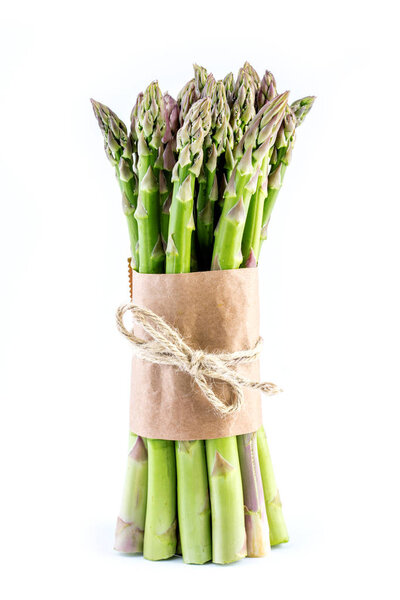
[129,268,262,440]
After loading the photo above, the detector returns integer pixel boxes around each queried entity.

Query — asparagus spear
[134,81,166,274]
[223,72,235,107]
[133,84,178,561]
[257,427,289,545]
[250,99,314,546]
[90,99,140,270]
[241,97,293,267]
[243,61,261,90]
[223,68,257,187]
[230,68,256,145]
[143,438,177,560]
[212,91,289,270]
[206,436,247,564]
[196,81,230,268]
[291,95,316,126]
[130,92,143,146]
[160,93,179,248]
[201,73,216,99]
[259,96,315,249]
[177,79,199,126]
[194,63,208,96]
[166,97,212,273]
[163,93,180,145]
[176,440,211,564]
[165,97,212,563]
[256,70,277,111]
[237,432,270,556]
[114,434,148,553]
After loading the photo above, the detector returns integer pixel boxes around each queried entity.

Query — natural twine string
[116,302,281,416]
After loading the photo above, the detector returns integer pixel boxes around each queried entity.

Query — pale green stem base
[143,439,177,560]
[206,436,246,564]
[114,433,148,553]
[237,432,270,557]
[176,440,212,564]
[257,427,289,545]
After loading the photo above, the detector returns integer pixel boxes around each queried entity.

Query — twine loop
[116,302,281,416]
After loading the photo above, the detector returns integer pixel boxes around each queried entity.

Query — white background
[1,1,399,598]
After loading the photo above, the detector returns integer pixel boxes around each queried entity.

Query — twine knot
[116,302,281,416]
[188,350,205,378]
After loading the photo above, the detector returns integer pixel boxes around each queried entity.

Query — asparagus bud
[201,73,217,99]
[223,72,235,107]
[257,70,277,110]
[90,98,139,269]
[243,61,261,90]
[194,63,208,95]
[290,95,316,126]
[230,69,256,144]
[177,79,200,126]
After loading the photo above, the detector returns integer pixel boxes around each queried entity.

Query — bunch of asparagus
[91,62,314,564]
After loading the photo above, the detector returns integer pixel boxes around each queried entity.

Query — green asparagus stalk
[196,81,230,268]
[90,99,140,270]
[212,91,289,270]
[223,68,256,187]
[114,434,148,553]
[166,97,212,273]
[134,81,166,274]
[160,93,179,248]
[237,432,270,556]
[143,439,177,560]
[176,441,211,563]
[196,74,217,264]
[165,97,212,563]
[257,427,289,545]
[135,84,178,561]
[206,436,246,564]
[260,96,315,249]
[241,96,292,267]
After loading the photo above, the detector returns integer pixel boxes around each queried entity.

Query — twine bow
[116,302,281,416]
